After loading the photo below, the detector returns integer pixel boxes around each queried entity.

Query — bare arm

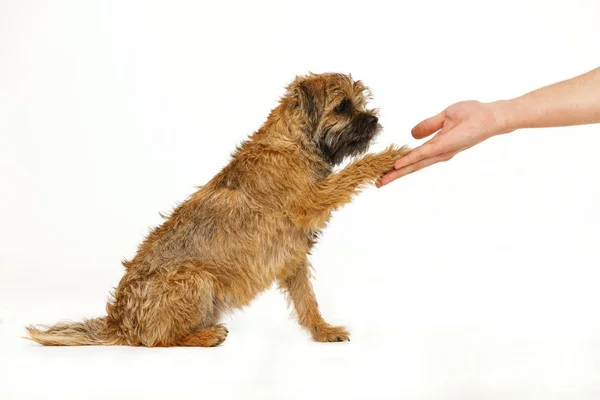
[379,67,600,186]
[505,66,600,129]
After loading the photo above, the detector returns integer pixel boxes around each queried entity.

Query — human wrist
[487,99,525,136]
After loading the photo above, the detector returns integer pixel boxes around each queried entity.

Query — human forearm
[497,67,600,133]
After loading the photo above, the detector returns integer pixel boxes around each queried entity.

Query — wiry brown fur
[26,73,409,347]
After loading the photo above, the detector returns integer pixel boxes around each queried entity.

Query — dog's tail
[25,317,118,346]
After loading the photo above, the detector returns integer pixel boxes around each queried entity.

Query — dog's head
[285,73,381,165]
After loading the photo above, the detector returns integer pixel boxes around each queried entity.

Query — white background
[1,1,600,399]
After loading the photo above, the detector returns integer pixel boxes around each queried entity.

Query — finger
[393,140,438,170]
[377,170,400,187]
[394,152,454,180]
[379,152,454,187]
[411,111,445,139]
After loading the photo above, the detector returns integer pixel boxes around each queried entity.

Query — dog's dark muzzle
[354,113,380,138]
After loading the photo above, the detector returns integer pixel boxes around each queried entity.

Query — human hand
[377,100,512,187]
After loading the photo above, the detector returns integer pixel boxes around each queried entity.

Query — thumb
[411,111,445,140]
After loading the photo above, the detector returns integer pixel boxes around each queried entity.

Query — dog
[26,73,409,347]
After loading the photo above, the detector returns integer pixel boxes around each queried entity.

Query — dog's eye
[334,98,352,114]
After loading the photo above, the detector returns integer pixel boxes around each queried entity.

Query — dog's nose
[366,115,378,125]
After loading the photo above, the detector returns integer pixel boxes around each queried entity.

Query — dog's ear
[297,81,319,125]
[288,77,321,126]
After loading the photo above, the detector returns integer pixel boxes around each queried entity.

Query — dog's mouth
[351,113,381,141]
[347,123,381,148]
[318,115,382,165]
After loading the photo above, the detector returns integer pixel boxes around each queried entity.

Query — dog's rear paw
[209,324,229,347]
[311,324,350,342]
[179,324,228,347]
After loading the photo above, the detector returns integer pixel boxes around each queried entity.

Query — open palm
[378,100,509,187]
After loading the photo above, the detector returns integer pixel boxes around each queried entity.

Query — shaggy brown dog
[26,73,409,347]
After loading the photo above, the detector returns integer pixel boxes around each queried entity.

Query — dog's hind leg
[124,261,226,347]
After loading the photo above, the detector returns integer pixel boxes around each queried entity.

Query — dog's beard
[317,115,381,165]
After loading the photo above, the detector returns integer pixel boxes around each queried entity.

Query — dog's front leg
[292,145,410,229]
[278,259,350,342]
